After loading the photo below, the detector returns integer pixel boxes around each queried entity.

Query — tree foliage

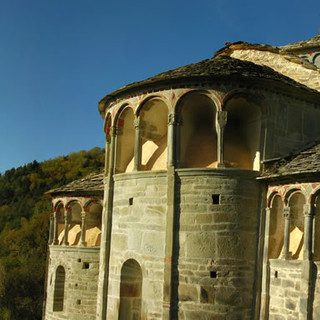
[0,147,104,320]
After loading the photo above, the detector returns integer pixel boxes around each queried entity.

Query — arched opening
[178,93,217,168]
[269,195,284,259]
[115,107,135,173]
[53,266,65,312]
[86,202,102,247]
[224,96,261,170]
[137,98,168,171]
[287,192,305,260]
[314,194,320,260]
[119,259,142,320]
[56,203,64,245]
[67,202,82,246]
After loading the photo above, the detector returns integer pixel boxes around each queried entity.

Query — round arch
[114,105,135,173]
[119,259,143,320]
[134,96,169,171]
[223,91,263,170]
[285,189,306,260]
[176,90,219,168]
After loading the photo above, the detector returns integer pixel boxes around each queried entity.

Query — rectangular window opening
[210,271,217,278]
[212,194,220,205]
[129,197,133,206]
[82,262,90,269]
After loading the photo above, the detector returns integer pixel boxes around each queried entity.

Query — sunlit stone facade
[44,35,320,320]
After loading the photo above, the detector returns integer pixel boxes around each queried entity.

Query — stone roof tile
[98,55,317,116]
[46,172,104,197]
[261,143,320,180]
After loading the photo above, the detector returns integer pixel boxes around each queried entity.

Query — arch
[312,53,320,68]
[119,259,142,320]
[268,194,284,259]
[284,187,306,206]
[84,200,103,247]
[268,191,283,208]
[64,201,82,246]
[136,94,169,117]
[176,91,218,168]
[287,191,306,260]
[223,92,262,170]
[53,265,65,312]
[55,202,65,245]
[115,106,135,173]
[132,97,169,171]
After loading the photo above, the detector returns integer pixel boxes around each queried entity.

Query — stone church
[43,34,320,319]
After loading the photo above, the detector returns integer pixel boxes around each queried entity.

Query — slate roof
[98,55,318,116]
[261,143,320,180]
[281,34,320,51]
[46,172,104,197]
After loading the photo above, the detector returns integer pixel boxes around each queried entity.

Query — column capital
[168,113,182,126]
[303,204,313,217]
[216,110,228,129]
[283,206,291,218]
[265,207,271,214]
[169,113,183,126]
[133,118,140,129]
[111,126,117,136]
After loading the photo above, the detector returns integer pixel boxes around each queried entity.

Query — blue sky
[0,0,319,173]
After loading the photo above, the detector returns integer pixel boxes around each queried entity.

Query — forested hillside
[0,147,105,320]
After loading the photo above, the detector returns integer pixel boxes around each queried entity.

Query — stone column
[133,118,142,171]
[300,204,314,320]
[282,206,292,259]
[215,111,227,168]
[96,125,117,320]
[167,113,177,167]
[48,212,54,244]
[175,115,182,168]
[53,210,59,245]
[303,204,313,261]
[260,207,271,319]
[63,210,69,246]
[104,134,111,176]
[80,210,87,247]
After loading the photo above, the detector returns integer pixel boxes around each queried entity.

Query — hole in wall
[212,194,220,205]
[78,258,81,262]
[82,262,90,269]
[75,283,78,288]
[274,271,278,278]
[210,271,217,278]
[77,299,81,305]
[129,197,133,206]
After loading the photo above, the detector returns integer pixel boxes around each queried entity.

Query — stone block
[178,283,198,302]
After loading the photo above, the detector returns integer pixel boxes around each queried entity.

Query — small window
[210,271,217,278]
[82,262,90,269]
[212,194,220,205]
[129,197,133,206]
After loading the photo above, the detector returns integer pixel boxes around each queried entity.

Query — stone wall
[229,49,320,92]
[176,169,262,320]
[44,246,100,320]
[313,262,320,319]
[268,259,302,320]
[106,171,168,319]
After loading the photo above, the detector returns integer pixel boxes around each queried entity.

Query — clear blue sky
[0,0,319,173]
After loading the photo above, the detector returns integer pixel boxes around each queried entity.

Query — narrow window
[53,266,65,312]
